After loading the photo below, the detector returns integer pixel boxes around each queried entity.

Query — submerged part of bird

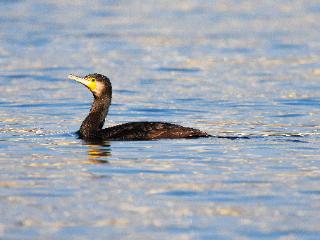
[68,73,211,141]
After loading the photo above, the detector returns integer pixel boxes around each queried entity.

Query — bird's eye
[85,77,96,82]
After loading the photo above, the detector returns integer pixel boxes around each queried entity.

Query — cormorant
[68,73,211,140]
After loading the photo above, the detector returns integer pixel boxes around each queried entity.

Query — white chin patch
[94,82,105,97]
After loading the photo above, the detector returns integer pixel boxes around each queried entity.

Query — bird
[68,73,211,141]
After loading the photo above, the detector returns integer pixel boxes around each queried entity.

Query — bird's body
[68,73,210,141]
[81,121,210,141]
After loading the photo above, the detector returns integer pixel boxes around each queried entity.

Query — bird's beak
[68,74,88,85]
[68,74,96,91]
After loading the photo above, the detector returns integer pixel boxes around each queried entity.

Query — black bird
[68,73,211,140]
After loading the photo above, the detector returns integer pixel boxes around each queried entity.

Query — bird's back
[99,122,210,140]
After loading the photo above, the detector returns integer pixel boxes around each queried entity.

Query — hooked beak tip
[68,74,79,80]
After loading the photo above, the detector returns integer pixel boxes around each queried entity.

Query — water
[1,1,320,239]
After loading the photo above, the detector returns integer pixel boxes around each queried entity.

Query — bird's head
[68,73,112,98]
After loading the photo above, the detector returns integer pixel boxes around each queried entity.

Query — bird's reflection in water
[82,140,111,164]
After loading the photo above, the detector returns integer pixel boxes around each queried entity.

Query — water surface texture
[1,1,320,239]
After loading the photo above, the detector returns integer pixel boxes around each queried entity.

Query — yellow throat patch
[85,77,97,91]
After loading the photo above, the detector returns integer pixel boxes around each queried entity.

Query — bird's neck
[79,95,111,138]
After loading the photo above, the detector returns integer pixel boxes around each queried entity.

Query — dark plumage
[68,73,211,141]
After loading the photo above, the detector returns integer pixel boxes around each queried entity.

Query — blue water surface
[0,1,320,239]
